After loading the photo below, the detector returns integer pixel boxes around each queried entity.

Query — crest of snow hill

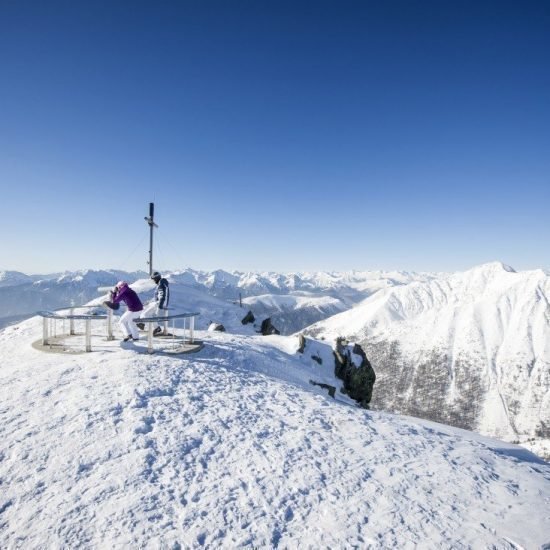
[0,262,549,458]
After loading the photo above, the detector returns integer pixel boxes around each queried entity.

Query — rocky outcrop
[260,318,280,336]
[241,310,255,325]
[309,380,336,398]
[208,322,226,332]
[297,334,307,353]
[334,337,376,409]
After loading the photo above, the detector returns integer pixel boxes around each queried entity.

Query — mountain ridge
[304,262,550,458]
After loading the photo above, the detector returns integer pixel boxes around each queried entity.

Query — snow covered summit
[1,304,549,547]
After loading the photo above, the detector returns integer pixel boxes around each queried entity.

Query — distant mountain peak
[0,270,33,287]
[466,261,516,274]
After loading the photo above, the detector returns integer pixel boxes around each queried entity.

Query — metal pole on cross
[144,202,158,276]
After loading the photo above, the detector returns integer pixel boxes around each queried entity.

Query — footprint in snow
[134,416,155,434]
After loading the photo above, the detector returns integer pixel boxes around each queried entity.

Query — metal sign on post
[144,202,158,277]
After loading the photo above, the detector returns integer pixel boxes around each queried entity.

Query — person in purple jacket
[110,281,143,342]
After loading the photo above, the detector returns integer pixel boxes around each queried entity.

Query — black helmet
[151,271,161,283]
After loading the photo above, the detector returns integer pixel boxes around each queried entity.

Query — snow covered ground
[1,312,549,548]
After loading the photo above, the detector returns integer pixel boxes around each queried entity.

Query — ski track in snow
[0,319,549,549]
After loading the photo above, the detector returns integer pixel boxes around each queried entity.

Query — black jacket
[155,278,170,309]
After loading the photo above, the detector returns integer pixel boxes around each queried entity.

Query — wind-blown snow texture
[305,262,550,459]
[1,299,550,547]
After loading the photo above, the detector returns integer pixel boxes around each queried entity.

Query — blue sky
[1,0,549,274]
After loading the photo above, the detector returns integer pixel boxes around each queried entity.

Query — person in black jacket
[137,271,170,335]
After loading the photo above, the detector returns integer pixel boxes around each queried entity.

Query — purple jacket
[113,285,143,312]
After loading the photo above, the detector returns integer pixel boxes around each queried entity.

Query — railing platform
[34,309,202,354]
[37,310,107,352]
[134,312,200,354]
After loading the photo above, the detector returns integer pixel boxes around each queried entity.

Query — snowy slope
[1,312,549,548]
[241,293,347,335]
[305,262,550,458]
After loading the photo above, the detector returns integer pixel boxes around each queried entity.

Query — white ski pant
[140,302,167,328]
[120,310,142,339]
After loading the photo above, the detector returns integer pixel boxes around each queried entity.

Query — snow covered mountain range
[1,262,549,459]
[305,262,550,459]
[0,268,431,331]
[1,284,549,547]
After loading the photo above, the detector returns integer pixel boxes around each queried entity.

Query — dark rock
[208,322,226,332]
[333,337,376,409]
[297,334,307,353]
[241,310,255,325]
[311,354,322,365]
[260,317,280,336]
[310,380,336,398]
[352,343,367,361]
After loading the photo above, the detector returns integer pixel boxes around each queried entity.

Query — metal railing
[54,304,115,340]
[36,308,200,354]
[136,312,200,354]
[37,310,108,352]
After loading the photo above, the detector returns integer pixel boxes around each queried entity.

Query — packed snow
[1,283,549,548]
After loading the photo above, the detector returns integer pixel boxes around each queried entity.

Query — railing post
[42,316,49,346]
[163,308,168,335]
[190,316,195,343]
[107,308,114,340]
[69,307,75,335]
[148,323,154,354]
[85,319,92,352]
